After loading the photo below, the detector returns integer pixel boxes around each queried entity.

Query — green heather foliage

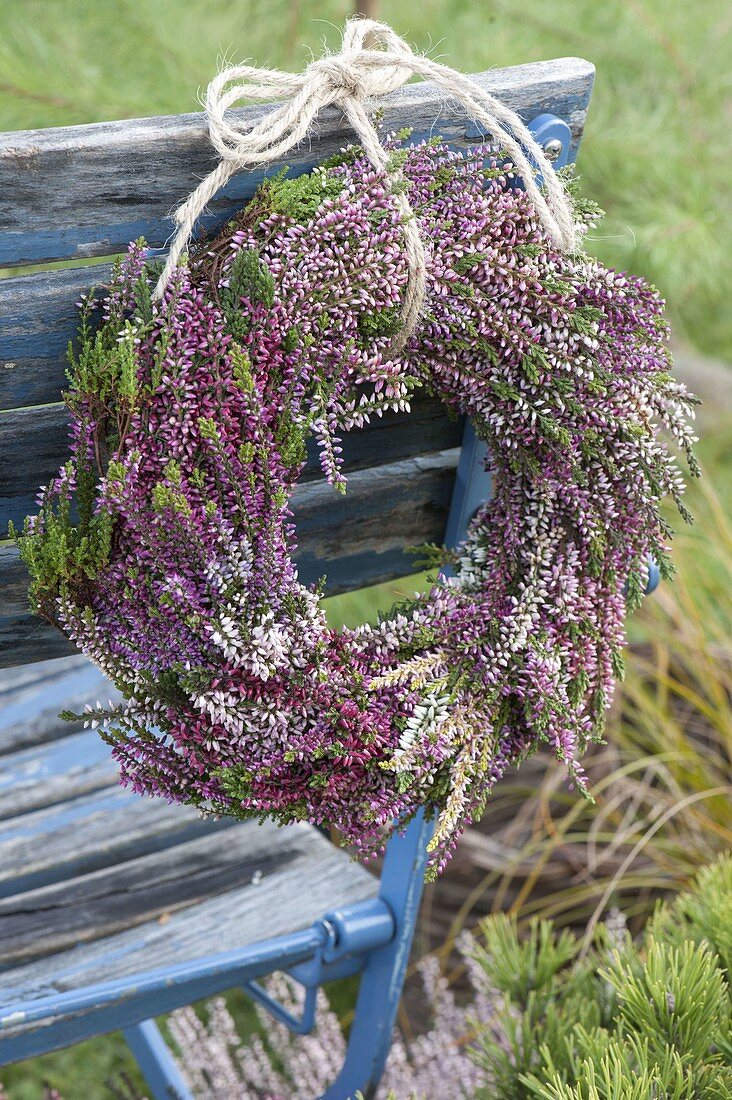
[472,854,732,1099]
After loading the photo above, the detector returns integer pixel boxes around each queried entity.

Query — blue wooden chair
[0,58,595,1099]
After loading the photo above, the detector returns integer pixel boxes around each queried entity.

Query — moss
[258,165,342,223]
[220,247,276,341]
[357,304,402,341]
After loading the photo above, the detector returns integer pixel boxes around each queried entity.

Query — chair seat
[0,657,379,1058]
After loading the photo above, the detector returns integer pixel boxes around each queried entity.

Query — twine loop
[153,17,579,351]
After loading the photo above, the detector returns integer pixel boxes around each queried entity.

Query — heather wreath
[12,134,698,873]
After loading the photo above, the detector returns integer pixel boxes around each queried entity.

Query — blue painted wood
[0,822,379,1059]
[443,422,491,551]
[0,728,116,819]
[0,925,326,1064]
[0,783,235,899]
[0,655,116,752]
[321,811,433,1099]
[124,1020,195,1100]
[0,59,594,269]
[646,559,660,594]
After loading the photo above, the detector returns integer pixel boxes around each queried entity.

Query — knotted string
[153,18,578,349]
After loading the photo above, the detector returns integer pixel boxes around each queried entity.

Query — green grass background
[0,0,729,1095]
[1,0,729,361]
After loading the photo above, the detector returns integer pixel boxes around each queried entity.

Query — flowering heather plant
[176,858,732,1100]
[167,937,489,1098]
[12,135,698,872]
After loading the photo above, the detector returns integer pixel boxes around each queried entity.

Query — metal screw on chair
[543,137,565,162]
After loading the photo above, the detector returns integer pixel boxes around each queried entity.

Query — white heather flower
[392,691,452,771]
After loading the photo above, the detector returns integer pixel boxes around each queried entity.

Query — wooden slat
[0,784,233,899]
[0,729,117,820]
[0,59,594,268]
[0,652,89,698]
[292,448,458,589]
[0,827,273,965]
[0,392,461,524]
[0,599,74,666]
[1,405,74,524]
[0,264,109,410]
[0,447,459,667]
[0,654,114,754]
[0,820,378,999]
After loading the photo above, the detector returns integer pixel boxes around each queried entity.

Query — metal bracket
[463,111,572,180]
[645,559,660,595]
[527,112,572,177]
[243,897,394,1035]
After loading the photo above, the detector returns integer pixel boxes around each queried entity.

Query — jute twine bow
[154,18,578,349]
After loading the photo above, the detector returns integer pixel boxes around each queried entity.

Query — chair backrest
[0,57,595,669]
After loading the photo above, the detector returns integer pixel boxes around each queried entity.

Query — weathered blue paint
[645,558,661,594]
[321,811,434,1099]
[0,659,112,745]
[0,123,528,266]
[0,782,234,898]
[244,897,395,1035]
[0,924,326,1064]
[443,421,492,552]
[0,728,112,799]
[124,1020,195,1100]
[1,114,575,380]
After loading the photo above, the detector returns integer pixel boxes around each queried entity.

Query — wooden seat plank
[0,729,117,820]
[0,821,378,1014]
[0,654,91,700]
[0,825,308,965]
[0,655,116,755]
[0,59,595,269]
[0,785,234,899]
